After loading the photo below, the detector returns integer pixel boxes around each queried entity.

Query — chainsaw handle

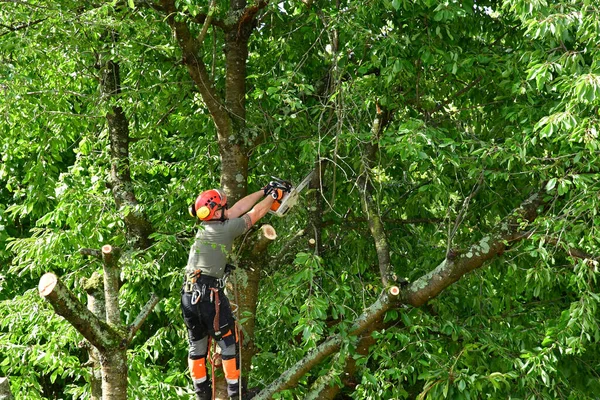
[271,188,285,200]
[269,176,292,192]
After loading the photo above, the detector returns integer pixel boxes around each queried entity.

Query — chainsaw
[267,169,315,217]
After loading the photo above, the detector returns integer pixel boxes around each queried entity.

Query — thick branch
[256,191,545,398]
[102,245,122,326]
[404,191,545,306]
[126,293,160,344]
[100,49,153,250]
[254,290,399,399]
[306,321,383,399]
[38,273,121,351]
[159,0,230,134]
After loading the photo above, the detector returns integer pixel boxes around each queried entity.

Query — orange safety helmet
[189,189,227,221]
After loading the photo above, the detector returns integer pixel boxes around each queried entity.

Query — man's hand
[262,182,276,196]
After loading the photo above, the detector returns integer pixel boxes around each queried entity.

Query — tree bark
[100,53,153,250]
[101,245,122,326]
[235,225,277,373]
[100,350,128,400]
[38,273,121,352]
[0,377,13,400]
[82,272,106,400]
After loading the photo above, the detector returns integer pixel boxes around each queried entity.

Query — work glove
[262,182,275,196]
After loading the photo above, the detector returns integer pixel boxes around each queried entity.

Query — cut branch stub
[101,244,122,326]
[251,224,276,254]
[261,224,277,241]
[38,273,120,352]
[101,244,121,268]
[38,272,58,298]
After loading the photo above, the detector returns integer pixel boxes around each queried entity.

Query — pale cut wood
[38,273,58,297]
[261,224,277,240]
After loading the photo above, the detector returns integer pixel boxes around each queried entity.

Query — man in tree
[182,185,280,400]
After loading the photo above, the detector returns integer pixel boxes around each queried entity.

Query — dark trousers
[181,285,240,399]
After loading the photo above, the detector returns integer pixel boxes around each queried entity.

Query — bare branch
[38,273,121,351]
[79,248,102,259]
[0,18,46,37]
[197,0,217,45]
[127,293,161,343]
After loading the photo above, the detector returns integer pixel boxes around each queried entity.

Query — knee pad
[222,356,240,384]
[189,336,209,359]
[188,357,208,383]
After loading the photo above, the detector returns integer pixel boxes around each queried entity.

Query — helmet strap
[218,204,228,221]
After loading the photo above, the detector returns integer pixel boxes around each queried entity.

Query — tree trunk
[235,225,277,374]
[0,377,13,400]
[158,2,275,396]
[100,350,128,400]
[82,272,106,400]
[100,50,153,250]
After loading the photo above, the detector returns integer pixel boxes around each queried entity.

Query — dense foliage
[1,0,599,399]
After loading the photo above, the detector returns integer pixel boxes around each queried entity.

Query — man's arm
[245,195,277,226]
[226,190,265,219]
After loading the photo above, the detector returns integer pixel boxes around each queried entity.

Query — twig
[197,0,217,46]
[447,171,485,255]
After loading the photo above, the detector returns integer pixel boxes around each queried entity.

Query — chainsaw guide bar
[268,169,315,217]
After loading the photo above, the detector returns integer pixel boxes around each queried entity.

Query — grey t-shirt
[185,215,252,278]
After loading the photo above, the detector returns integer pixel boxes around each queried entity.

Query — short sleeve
[228,216,252,238]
